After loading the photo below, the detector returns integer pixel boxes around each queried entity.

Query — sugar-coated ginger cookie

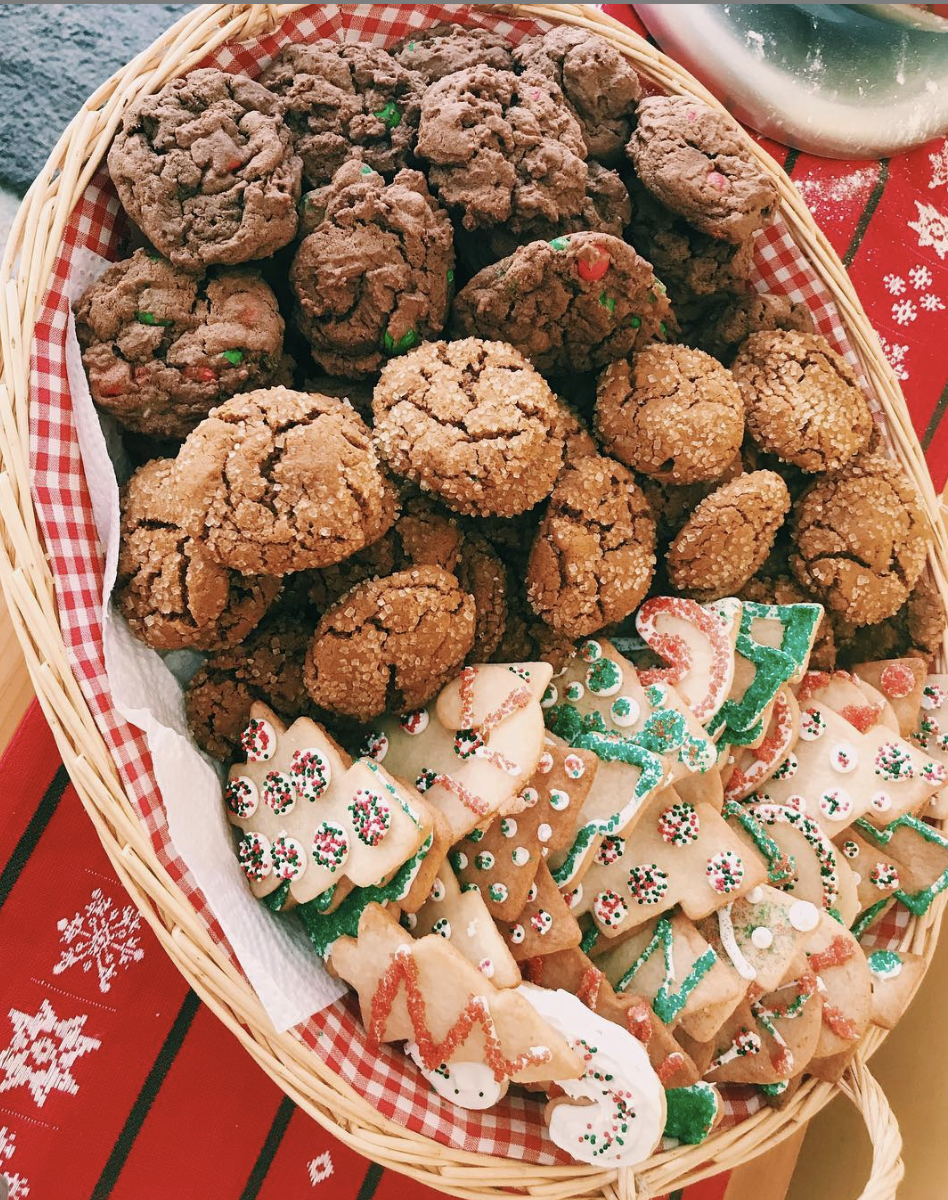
[667,471,791,601]
[176,386,395,575]
[526,456,656,638]
[596,344,744,485]
[732,331,872,472]
[372,338,565,518]
[455,533,508,662]
[627,96,778,243]
[791,454,930,627]
[108,68,301,270]
[834,572,946,667]
[304,566,476,722]
[117,458,279,652]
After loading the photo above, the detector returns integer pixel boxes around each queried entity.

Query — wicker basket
[0,5,945,1198]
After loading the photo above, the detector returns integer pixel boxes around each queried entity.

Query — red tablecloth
[1,8,947,1200]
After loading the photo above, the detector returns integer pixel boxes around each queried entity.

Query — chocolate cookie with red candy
[74,250,290,438]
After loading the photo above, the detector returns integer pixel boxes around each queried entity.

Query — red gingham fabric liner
[24,2,918,1165]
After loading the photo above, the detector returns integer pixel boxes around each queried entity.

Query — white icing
[516,985,665,1168]
[717,904,757,980]
[400,709,429,735]
[541,685,558,709]
[871,791,892,812]
[565,681,585,702]
[501,818,518,838]
[479,958,495,978]
[537,823,553,843]
[609,696,640,728]
[454,851,469,870]
[788,900,819,933]
[853,873,863,886]
[512,847,530,867]
[549,789,570,810]
[405,1042,506,1110]
[404,912,417,930]
[746,886,765,904]
[829,742,859,774]
[430,879,446,902]
[751,926,774,950]
[432,919,451,938]
[537,752,554,774]
[467,920,479,938]
[245,718,276,761]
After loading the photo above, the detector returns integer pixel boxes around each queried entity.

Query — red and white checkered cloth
[23,2,929,1165]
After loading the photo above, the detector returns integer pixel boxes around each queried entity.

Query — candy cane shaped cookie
[636,597,740,724]
[723,688,799,802]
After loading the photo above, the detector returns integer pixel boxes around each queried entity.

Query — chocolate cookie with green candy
[452,232,674,375]
[74,250,290,439]
[117,458,279,654]
[390,23,513,81]
[261,42,424,188]
[108,68,302,270]
[291,162,454,379]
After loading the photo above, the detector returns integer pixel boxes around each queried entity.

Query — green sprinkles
[664,1082,720,1145]
[221,349,244,366]
[599,292,615,313]
[867,949,903,979]
[135,311,173,327]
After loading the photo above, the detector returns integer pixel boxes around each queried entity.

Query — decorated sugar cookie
[517,984,666,1168]
[865,948,927,1030]
[909,675,948,819]
[853,658,927,737]
[635,597,741,724]
[499,861,581,960]
[708,600,822,745]
[722,687,800,802]
[453,738,595,921]
[663,1082,723,1145]
[802,912,872,1063]
[578,787,768,937]
[226,704,433,907]
[407,865,521,988]
[364,662,553,842]
[744,799,841,914]
[329,904,582,1101]
[845,812,948,929]
[758,700,946,838]
[795,669,895,735]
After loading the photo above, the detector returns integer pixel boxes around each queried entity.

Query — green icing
[384,328,420,355]
[827,907,844,925]
[851,897,890,940]
[722,799,795,886]
[261,879,291,913]
[853,814,948,916]
[586,657,621,696]
[759,1081,789,1097]
[867,949,903,979]
[580,922,600,955]
[614,916,717,1025]
[221,348,244,366]
[663,1082,719,1145]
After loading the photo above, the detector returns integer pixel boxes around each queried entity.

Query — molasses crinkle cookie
[451,232,673,374]
[108,68,302,270]
[176,386,395,575]
[372,338,565,518]
[74,250,289,438]
[291,161,454,378]
[117,458,280,651]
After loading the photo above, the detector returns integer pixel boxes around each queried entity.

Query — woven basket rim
[0,4,943,1197]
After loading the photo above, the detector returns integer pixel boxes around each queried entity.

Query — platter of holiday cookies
[5,1,948,1192]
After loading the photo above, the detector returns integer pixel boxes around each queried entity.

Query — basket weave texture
[1,4,947,1198]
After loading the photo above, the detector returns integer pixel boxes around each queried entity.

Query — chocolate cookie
[526,454,656,637]
[416,65,588,230]
[791,454,930,627]
[117,458,279,651]
[372,338,565,517]
[74,250,289,438]
[390,23,513,81]
[108,68,302,270]
[627,96,778,243]
[304,565,476,721]
[260,42,423,187]
[176,386,395,575]
[596,343,744,484]
[451,232,673,374]
[513,26,641,165]
[690,291,815,363]
[732,330,873,473]
[185,613,317,760]
[454,162,631,275]
[667,469,791,601]
[290,162,454,378]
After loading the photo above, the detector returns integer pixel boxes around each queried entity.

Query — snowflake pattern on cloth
[307,1152,334,1185]
[909,200,948,259]
[0,1126,30,1200]
[53,888,144,994]
[929,140,948,191]
[881,262,945,364]
[0,1000,101,1109]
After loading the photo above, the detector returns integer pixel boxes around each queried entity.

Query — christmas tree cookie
[853,658,927,737]
[363,662,552,842]
[226,704,434,907]
[909,675,948,818]
[795,668,896,735]
[844,812,948,926]
[499,861,581,960]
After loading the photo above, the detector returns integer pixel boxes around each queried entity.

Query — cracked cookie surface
[261,41,424,187]
[791,454,930,627]
[416,64,588,230]
[627,96,778,243]
[526,454,656,637]
[596,343,744,484]
[117,458,279,651]
[372,338,565,517]
[451,232,673,374]
[176,386,395,575]
[390,23,513,81]
[108,68,302,270]
[304,565,476,721]
[733,330,872,472]
[75,250,289,438]
[291,162,454,378]
[690,291,815,363]
[667,469,791,601]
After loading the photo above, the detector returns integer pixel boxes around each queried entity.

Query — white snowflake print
[883,273,906,295]
[909,201,948,259]
[892,298,918,325]
[909,264,933,290]
[877,334,910,381]
[929,140,948,190]
[307,1152,334,1186]
[0,1000,101,1109]
[921,293,946,312]
[53,888,144,994]
[0,1127,30,1200]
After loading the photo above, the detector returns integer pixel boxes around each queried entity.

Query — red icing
[369,947,551,1082]
[624,1001,653,1046]
[770,1045,794,1077]
[458,666,477,730]
[657,1051,685,1084]
[840,703,881,733]
[479,686,531,738]
[576,245,611,281]
[808,936,855,973]
[636,597,733,722]
[576,966,605,1010]
[880,662,916,699]
[434,772,490,815]
[796,671,834,703]
[724,691,794,801]
[821,1004,859,1042]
